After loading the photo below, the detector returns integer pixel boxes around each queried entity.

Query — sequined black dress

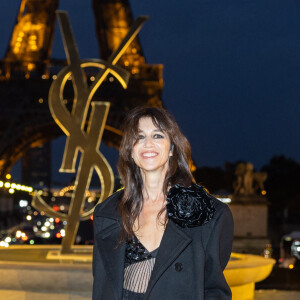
[123,235,159,300]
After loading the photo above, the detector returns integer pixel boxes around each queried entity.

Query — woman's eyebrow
[137,129,163,133]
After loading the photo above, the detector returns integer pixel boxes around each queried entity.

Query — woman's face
[132,117,172,173]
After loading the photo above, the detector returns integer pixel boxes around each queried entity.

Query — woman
[93,106,233,300]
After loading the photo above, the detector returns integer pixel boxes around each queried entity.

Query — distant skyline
[1,1,300,183]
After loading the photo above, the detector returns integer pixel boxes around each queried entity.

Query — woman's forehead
[137,117,163,131]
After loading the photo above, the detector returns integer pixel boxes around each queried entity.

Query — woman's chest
[133,208,166,252]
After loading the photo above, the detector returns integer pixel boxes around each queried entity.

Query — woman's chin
[139,163,169,173]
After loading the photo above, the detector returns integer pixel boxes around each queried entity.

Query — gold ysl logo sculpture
[32,11,148,253]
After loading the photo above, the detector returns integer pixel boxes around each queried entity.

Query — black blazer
[93,190,233,300]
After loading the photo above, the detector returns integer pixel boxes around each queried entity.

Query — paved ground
[0,290,92,300]
[255,290,300,300]
[1,290,300,299]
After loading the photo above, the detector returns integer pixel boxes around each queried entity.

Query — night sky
[1,1,300,183]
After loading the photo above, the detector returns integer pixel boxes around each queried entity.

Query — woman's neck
[141,169,168,203]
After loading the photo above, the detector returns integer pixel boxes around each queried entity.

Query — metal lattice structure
[0,0,163,178]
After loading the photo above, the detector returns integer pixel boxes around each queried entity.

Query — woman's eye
[153,134,164,139]
[137,135,145,140]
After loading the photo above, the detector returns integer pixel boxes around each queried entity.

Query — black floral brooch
[166,184,216,228]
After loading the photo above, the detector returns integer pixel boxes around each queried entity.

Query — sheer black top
[123,235,159,300]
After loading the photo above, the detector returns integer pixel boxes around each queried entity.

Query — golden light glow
[21,235,28,241]
[11,20,44,57]
[6,174,11,179]
[261,190,267,195]
[58,185,91,197]
[0,181,33,194]
[27,63,35,71]
[289,264,294,269]
[131,67,139,74]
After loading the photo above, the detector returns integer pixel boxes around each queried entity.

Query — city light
[4,237,11,243]
[4,182,10,188]
[21,235,28,241]
[0,180,33,194]
[26,215,32,221]
[0,241,9,248]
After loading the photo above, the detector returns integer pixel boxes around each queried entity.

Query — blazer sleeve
[204,203,234,300]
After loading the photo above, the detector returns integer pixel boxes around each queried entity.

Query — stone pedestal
[0,245,93,299]
[229,195,269,254]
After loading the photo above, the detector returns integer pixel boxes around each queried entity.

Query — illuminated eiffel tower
[0,0,163,179]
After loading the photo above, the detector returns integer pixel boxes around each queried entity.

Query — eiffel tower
[0,0,163,179]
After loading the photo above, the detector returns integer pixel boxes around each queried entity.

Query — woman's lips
[141,151,158,158]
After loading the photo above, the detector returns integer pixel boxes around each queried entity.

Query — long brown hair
[117,106,194,241]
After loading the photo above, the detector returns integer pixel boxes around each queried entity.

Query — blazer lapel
[145,220,192,298]
[96,222,125,300]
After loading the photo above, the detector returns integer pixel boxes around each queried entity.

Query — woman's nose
[144,136,154,147]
